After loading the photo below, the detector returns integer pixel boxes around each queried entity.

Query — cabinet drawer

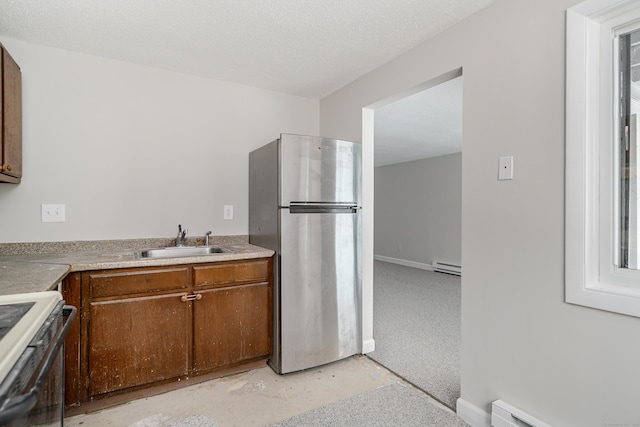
[194,260,269,287]
[88,267,190,298]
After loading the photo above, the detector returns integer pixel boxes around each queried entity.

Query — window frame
[566,0,640,317]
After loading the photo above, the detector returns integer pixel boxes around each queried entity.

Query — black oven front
[0,293,76,427]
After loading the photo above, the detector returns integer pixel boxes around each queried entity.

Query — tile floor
[65,356,456,426]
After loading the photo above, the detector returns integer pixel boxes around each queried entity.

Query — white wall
[375,153,461,266]
[0,37,319,243]
[320,0,640,426]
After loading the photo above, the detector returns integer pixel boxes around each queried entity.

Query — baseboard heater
[492,400,552,427]
[432,261,462,276]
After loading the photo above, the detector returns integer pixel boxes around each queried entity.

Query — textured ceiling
[374,76,463,167]
[0,0,492,98]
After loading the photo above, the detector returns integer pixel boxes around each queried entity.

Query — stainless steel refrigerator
[249,133,362,374]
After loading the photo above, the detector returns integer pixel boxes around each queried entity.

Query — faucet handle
[205,230,212,246]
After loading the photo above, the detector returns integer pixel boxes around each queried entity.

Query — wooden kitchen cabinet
[0,43,22,184]
[86,266,191,396]
[62,257,272,408]
[193,260,271,371]
[88,293,191,395]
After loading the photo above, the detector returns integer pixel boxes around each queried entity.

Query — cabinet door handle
[0,164,12,172]
[180,293,203,302]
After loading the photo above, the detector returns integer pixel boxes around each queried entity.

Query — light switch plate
[42,204,66,222]
[223,205,234,220]
[498,156,514,180]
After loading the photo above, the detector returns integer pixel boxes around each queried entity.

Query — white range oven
[0,291,76,426]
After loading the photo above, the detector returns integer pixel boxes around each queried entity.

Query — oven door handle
[0,305,77,424]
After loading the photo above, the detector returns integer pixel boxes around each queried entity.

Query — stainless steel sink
[136,246,232,259]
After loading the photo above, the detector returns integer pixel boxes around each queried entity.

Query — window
[617,27,640,270]
[566,0,640,317]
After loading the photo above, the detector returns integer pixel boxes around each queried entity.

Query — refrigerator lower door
[277,209,362,374]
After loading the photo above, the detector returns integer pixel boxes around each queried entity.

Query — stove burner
[0,303,35,341]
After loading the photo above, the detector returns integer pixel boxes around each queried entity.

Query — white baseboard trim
[457,398,491,427]
[362,338,375,354]
[373,255,434,271]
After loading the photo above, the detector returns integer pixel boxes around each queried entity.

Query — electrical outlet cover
[224,205,234,220]
[42,204,66,222]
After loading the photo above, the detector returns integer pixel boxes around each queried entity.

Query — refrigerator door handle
[289,204,359,214]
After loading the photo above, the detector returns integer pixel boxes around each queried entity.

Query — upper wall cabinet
[0,43,22,184]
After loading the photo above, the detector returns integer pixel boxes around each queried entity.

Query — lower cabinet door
[193,282,270,372]
[88,293,190,396]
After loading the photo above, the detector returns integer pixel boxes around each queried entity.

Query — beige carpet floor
[368,260,461,409]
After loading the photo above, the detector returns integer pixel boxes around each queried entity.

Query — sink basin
[136,246,232,259]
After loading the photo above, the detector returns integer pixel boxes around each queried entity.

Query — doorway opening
[364,70,462,410]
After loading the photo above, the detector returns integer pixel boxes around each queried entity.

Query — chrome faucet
[204,230,212,247]
[176,224,187,247]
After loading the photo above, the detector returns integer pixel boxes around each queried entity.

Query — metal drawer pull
[180,293,202,302]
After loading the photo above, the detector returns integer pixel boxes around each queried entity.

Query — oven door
[0,303,76,426]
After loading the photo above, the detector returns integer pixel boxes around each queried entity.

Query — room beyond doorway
[367,71,463,410]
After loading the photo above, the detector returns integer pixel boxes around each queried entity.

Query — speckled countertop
[0,261,70,296]
[0,236,274,297]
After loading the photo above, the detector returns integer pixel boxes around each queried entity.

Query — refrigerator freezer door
[279,134,361,206]
[278,209,362,373]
